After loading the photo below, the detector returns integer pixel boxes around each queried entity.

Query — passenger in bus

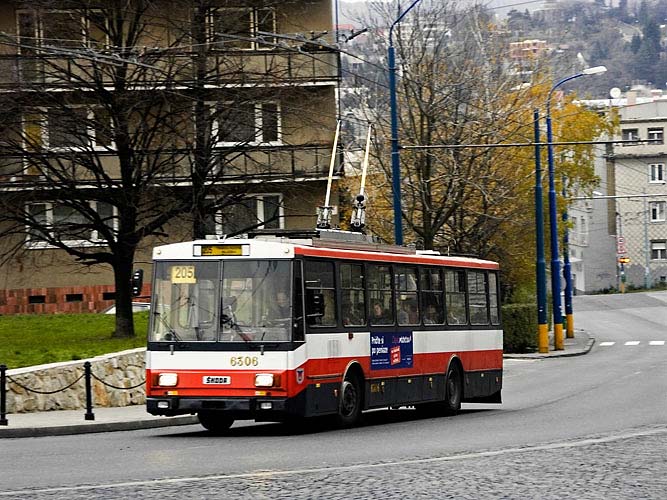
[424,304,441,324]
[371,302,392,325]
[399,302,419,325]
[267,290,291,320]
[343,300,364,326]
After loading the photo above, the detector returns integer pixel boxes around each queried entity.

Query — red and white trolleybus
[146,229,503,432]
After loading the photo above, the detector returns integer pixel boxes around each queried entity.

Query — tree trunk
[112,256,136,338]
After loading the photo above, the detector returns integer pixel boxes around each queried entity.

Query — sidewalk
[1,330,594,438]
[0,404,198,438]
[503,329,595,359]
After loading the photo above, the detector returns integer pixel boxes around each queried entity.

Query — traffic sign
[617,236,626,254]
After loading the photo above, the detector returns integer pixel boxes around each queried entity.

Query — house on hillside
[0,0,341,314]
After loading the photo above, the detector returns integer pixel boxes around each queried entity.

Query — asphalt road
[2,291,667,499]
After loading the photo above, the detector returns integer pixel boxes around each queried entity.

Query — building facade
[572,95,667,293]
[0,0,341,314]
[612,100,667,288]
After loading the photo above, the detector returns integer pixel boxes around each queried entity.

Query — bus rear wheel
[198,411,234,434]
[336,374,362,427]
[443,364,462,415]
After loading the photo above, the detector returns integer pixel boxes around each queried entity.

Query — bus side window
[340,263,366,326]
[368,264,394,326]
[445,269,467,325]
[489,272,501,325]
[304,260,337,326]
[420,267,444,325]
[468,270,489,325]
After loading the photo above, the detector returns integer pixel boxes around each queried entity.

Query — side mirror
[131,269,144,297]
[306,291,325,324]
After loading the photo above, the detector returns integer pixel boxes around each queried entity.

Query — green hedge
[502,303,537,353]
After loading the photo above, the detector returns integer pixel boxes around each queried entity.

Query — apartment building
[612,99,667,288]
[572,94,667,292]
[0,0,341,313]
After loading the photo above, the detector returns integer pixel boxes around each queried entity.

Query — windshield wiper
[153,311,181,343]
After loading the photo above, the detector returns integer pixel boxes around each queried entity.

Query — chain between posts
[0,360,145,426]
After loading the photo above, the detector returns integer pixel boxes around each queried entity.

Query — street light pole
[534,110,549,353]
[562,175,574,338]
[388,0,422,246]
[546,66,607,349]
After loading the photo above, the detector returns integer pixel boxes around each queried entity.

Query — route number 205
[230,356,259,367]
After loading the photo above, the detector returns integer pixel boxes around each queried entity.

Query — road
[2,292,667,499]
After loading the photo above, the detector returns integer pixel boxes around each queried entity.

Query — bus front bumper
[147,396,290,419]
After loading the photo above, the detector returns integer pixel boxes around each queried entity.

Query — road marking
[649,340,666,346]
[599,342,615,346]
[3,427,667,496]
[624,341,640,346]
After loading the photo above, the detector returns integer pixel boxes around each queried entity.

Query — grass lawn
[0,312,149,369]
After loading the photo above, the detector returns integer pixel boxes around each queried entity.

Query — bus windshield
[150,260,298,343]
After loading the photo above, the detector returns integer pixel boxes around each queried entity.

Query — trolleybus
[146,229,503,432]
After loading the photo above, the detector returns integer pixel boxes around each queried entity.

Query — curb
[503,335,595,360]
[0,415,199,439]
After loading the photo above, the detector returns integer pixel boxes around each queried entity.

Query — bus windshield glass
[149,260,295,342]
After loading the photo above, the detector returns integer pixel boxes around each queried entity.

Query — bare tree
[0,0,338,335]
[350,0,601,274]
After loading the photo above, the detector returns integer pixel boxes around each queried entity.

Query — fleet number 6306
[230,356,259,367]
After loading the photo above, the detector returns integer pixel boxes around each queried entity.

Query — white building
[573,92,667,292]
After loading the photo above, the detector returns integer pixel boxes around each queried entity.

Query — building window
[622,128,639,145]
[26,201,117,247]
[209,8,276,50]
[650,201,666,222]
[651,241,667,260]
[204,194,283,236]
[214,102,281,145]
[578,216,588,246]
[649,163,665,183]
[17,10,107,51]
[24,107,113,151]
[648,128,664,145]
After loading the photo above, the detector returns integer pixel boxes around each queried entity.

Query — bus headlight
[158,373,178,387]
[255,373,275,387]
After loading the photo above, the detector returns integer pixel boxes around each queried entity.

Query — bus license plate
[203,376,231,385]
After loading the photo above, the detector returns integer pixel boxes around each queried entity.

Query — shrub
[502,303,537,353]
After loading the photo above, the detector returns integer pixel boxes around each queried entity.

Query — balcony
[0,144,342,188]
[0,49,340,91]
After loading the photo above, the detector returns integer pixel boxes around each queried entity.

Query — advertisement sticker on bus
[370,332,413,370]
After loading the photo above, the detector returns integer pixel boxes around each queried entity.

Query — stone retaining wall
[6,348,146,413]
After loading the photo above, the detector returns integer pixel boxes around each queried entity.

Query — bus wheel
[444,364,462,415]
[198,411,234,434]
[337,374,362,427]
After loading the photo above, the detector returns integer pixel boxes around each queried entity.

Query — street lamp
[546,65,606,349]
[388,0,422,246]
[534,109,549,354]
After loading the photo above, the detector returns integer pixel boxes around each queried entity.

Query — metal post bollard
[0,364,8,426]
[84,361,95,421]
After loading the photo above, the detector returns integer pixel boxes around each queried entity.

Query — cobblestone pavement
[4,426,666,500]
